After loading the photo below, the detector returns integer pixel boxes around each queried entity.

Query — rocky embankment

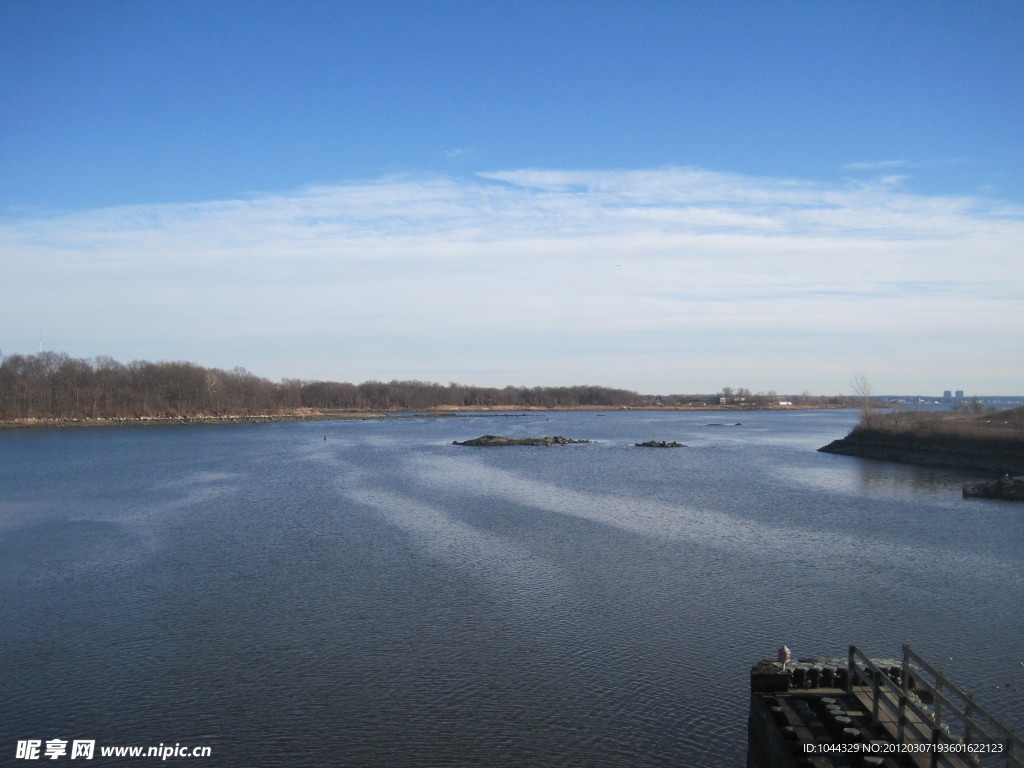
[453,435,590,446]
[820,425,1024,501]
[962,476,1024,501]
[634,440,686,448]
[818,427,1024,475]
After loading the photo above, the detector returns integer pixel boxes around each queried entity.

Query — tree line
[0,351,646,419]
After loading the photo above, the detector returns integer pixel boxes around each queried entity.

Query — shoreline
[818,427,1024,476]
[0,412,456,430]
[0,404,852,430]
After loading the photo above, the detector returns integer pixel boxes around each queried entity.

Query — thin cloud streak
[2,167,1021,394]
[842,160,908,171]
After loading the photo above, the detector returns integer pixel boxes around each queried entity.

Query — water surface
[2,410,1021,766]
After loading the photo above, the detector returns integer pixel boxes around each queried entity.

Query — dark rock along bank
[818,427,1024,475]
[819,426,1024,502]
[962,475,1024,501]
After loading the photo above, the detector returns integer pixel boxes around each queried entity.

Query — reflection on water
[852,460,991,497]
[786,459,988,501]
[819,457,988,496]
[1,411,1022,768]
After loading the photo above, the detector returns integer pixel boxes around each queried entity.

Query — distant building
[955,389,965,399]
[943,390,952,400]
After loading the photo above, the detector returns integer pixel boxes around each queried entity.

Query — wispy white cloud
[2,167,1021,394]
[842,159,908,171]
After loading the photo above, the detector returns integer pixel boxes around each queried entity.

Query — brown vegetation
[854,406,1024,443]
[0,351,855,423]
[0,351,645,420]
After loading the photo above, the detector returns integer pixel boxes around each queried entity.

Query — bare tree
[851,374,879,427]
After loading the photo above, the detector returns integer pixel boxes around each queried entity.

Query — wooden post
[872,667,881,726]
[902,644,912,696]
[897,694,908,744]
[963,693,976,767]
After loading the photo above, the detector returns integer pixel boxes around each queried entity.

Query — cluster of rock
[452,435,591,447]
[634,440,686,448]
[962,476,1024,502]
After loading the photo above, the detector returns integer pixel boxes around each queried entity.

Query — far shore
[0,404,852,430]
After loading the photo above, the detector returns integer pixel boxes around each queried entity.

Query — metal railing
[846,645,1022,768]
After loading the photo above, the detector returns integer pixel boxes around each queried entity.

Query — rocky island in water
[452,435,591,446]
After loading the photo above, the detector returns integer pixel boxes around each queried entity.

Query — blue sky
[2,0,1022,395]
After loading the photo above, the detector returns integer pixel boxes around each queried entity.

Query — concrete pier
[747,645,1022,768]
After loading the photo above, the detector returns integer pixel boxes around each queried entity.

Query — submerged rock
[452,434,591,447]
[635,440,686,448]
[962,475,1024,502]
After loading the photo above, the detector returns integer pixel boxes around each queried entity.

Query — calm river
[2,410,1022,766]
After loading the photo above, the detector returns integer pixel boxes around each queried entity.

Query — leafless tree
[851,374,880,427]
